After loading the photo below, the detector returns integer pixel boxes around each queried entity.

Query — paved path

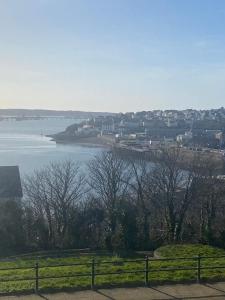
[2,282,225,299]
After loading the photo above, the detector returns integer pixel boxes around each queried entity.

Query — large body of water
[0,118,102,175]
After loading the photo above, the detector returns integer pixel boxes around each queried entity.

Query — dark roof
[0,166,23,198]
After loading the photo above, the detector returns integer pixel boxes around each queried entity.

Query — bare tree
[23,160,85,248]
[88,151,131,249]
[151,147,197,242]
[191,154,225,243]
[128,158,153,248]
[23,169,54,247]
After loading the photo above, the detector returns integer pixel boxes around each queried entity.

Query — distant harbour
[0,118,103,175]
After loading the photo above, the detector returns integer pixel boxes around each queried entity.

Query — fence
[1,254,225,293]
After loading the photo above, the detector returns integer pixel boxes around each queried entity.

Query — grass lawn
[0,251,146,294]
[1,244,225,294]
[156,244,225,258]
[153,244,225,283]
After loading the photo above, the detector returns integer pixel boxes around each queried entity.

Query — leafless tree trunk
[128,158,153,248]
[23,160,85,248]
[151,147,197,242]
[88,151,131,249]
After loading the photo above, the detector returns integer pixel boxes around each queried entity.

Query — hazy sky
[1,0,225,112]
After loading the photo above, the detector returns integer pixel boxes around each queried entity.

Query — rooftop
[0,166,23,198]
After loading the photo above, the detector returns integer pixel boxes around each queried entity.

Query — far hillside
[0,108,114,118]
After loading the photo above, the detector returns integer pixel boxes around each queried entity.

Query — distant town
[1,108,225,158]
[50,107,225,158]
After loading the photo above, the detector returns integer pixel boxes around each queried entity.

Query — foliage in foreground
[2,148,225,256]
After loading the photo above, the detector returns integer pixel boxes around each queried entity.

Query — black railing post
[197,254,201,283]
[91,258,95,290]
[145,256,149,286]
[35,262,39,293]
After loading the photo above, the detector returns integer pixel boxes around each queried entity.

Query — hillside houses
[56,107,225,152]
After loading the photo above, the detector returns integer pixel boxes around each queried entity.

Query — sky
[1,0,225,112]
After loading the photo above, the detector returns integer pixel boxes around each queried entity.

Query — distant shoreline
[48,135,114,148]
[0,108,115,118]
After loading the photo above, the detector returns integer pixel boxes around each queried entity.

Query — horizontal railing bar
[149,267,197,272]
[200,265,225,270]
[3,267,225,285]
[0,274,92,283]
[0,266,34,271]
[38,262,92,269]
[0,277,35,283]
[38,273,91,280]
[4,265,225,283]
[95,270,144,276]
[200,255,225,259]
[2,255,225,277]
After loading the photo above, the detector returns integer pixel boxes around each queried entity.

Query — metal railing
[1,254,225,293]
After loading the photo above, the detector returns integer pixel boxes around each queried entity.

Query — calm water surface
[0,118,102,175]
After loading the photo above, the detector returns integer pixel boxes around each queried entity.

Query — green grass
[0,251,146,294]
[156,244,225,258]
[153,244,225,284]
[1,244,225,294]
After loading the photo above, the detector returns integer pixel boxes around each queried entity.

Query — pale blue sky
[1,0,225,112]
